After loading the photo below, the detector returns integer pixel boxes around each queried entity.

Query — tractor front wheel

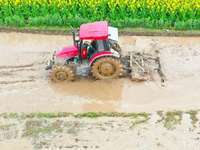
[91,57,122,80]
[50,65,74,82]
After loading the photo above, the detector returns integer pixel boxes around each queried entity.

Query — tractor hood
[56,45,78,58]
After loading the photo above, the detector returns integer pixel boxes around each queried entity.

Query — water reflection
[50,77,124,112]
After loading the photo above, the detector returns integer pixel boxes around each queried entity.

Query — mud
[0,32,200,113]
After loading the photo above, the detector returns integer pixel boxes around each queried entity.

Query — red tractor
[45,21,122,81]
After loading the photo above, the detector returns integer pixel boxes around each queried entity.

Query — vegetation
[0,123,17,130]
[0,112,150,119]
[186,110,199,125]
[0,0,200,30]
[156,110,183,130]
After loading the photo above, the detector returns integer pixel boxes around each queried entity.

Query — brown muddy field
[0,32,200,113]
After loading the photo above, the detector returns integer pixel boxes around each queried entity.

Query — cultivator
[110,42,165,84]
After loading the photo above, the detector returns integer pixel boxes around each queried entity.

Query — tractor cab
[75,21,117,62]
[71,21,119,62]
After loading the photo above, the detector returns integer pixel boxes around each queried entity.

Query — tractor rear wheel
[91,57,122,79]
[50,65,74,82]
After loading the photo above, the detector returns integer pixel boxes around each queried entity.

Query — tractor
[45,21,123,81]
[45,21,165,84]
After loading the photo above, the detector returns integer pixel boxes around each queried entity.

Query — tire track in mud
[0,80,34,85]
[0,69,36,76]
[0,62,44,85]
[0,61,44,69]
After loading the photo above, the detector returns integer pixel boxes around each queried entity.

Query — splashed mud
[0,32,200,113]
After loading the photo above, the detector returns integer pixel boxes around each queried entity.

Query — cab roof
[79,21,108,40]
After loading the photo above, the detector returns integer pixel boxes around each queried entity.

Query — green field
[0,0,200,30]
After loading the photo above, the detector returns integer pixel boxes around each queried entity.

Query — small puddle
[50,78,125,112]
[49,76,200,113]
[50,78,124,102]
[49,77,154,112]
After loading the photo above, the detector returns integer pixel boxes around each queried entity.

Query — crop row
[0,0,200,30]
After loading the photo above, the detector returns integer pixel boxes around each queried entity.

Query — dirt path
[0,32,200,113]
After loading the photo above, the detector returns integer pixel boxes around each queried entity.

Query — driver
[87,40,97,58]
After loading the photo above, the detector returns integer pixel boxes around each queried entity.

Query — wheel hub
[56,71,67,80]
[100,63,114,76]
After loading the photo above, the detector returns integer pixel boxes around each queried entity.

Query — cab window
[96,39,110,52]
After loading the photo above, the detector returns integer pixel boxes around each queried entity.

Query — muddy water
[0,32,200,113]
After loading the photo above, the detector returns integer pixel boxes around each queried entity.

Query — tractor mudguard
[89,51,120,67]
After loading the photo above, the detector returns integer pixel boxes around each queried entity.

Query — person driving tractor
[87,39,110,58]
[87,40,96,58]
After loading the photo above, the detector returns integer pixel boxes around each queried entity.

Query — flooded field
[0,32,200,113]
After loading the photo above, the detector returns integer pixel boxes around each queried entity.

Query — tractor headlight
[111,49,120,58]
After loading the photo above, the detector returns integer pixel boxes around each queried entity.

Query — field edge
[1,25,200,37]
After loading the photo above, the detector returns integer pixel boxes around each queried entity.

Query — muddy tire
[91,57,122,80]
[50,65,74,82]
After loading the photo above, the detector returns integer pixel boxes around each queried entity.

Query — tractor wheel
[91,57,122,80]
[50,65,74,82]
